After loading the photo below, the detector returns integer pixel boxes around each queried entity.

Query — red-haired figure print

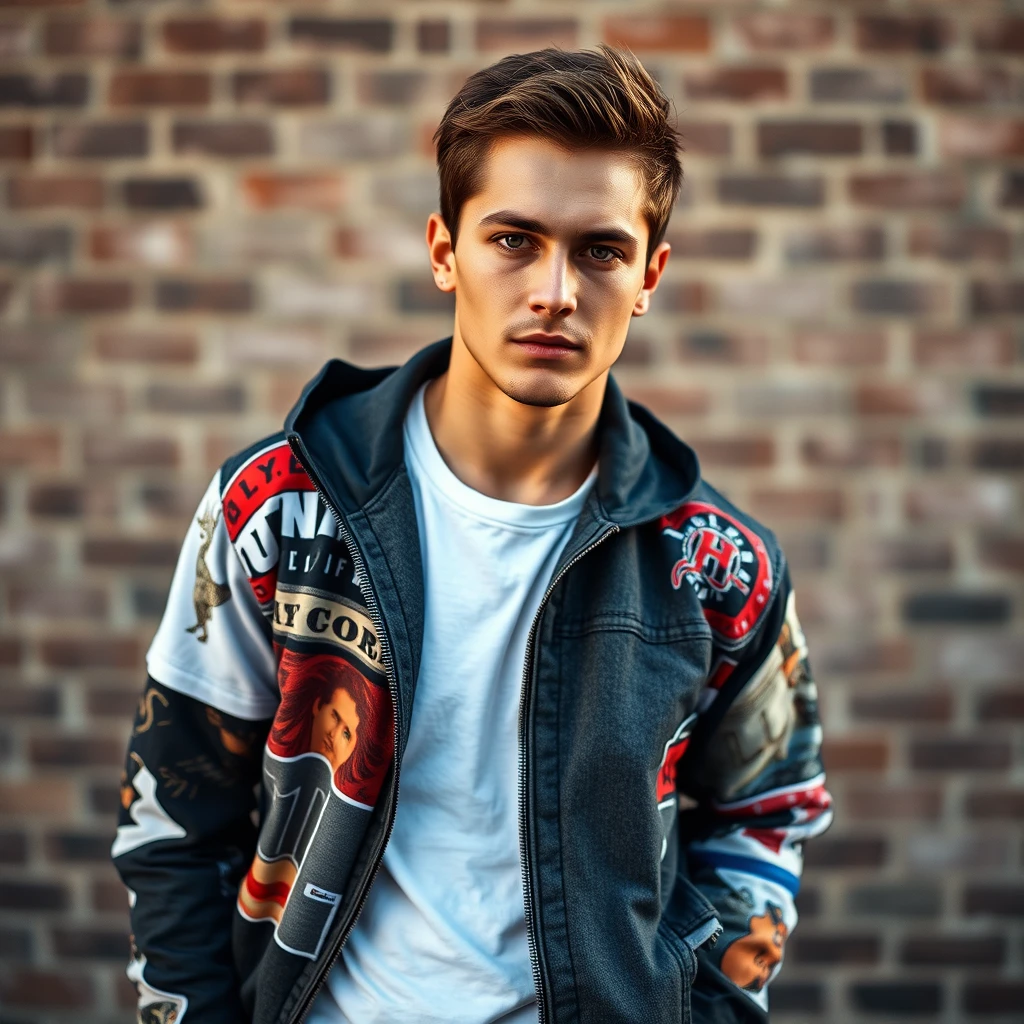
[270,648,392,807]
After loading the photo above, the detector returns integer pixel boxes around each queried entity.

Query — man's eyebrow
[478,210,639,250]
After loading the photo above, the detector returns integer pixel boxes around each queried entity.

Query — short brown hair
[433,45,683,263]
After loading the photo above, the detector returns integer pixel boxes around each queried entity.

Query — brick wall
[1,0,1021,1020]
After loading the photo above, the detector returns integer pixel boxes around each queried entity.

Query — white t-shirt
[308,384,595,1024]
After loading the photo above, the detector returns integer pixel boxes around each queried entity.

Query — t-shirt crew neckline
[403,383,597,530]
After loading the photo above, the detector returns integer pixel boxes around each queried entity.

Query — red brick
[0,20,32,58]
[8,583,106,619]
[845,786,944,821]
[677,120,732,157]
[857,15,953,52]
[417,19,449,54]
[749,487,844,522]
[172,120,273,158]
[109,70,211,107]
[26,482,82,518]
[682,67,787,102]
[50,120,147,159]
[801,433,901,470]
[794,329,887,366]
[25,379,123,420]
[687,436,774,469]
[974,17,1024,53]
[719,175,824,207]
[850,690,952,723]
[44,16,141,57]
[288,17,393,52]
[0,779,73,814]
[663,228,757,261]
[970,279,1024,317]
[94,328,197,364]
[32,278,132,315]
[0,124,32,160]
[334,223,425,265]
[734,14,834,50]
[941,117,1024,158]
[89,222,193,267]
[146,382,246,414]
[653,281,708,314]
[816,638,913,675]
[856,381,953,416]
[0,429,61,467]
[809,67,907,103]
[910,223,1011,262]
[82,537,179,568]
[38,637,140,670]
[849,172,964,209]
[155,278,253,313]
[821,737,889,772]
[922,66,1021,105]
[758,120,862,158]
[603,15,708,52]
[83,433,178,468]
[7,174,102,208]
[233,69,331,106]
[853,535,955,573]
[977,534,1024,574]
[913,327,1014,367]
[92,879,127,913]
[479,18,579,51]
[163,17,265,53]
[242,172,344,212]
[0,969,93,1009]
[620,387,709,418]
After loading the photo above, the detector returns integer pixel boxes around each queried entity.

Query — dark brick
[903,591,1011,625]
[850,172,963,208]
[857,536,954,572]
[849,982,942,1015]
[397,278,454,314]
[233,69,331,106]
[132,584,169,619]
[84,434,178,468]
[417,19,449,54]
[965,789,1024,819]
[846,884,942,918]
[146,383,246,415]
[768,983,823,1013]
[0,224,72,264]
[821,736,888,772]
[172,120,273,158]
[28,483,82,518]
[50,120,147,159]
[971,280,1024,316]
[0,969,94,1009]
[0,926,32,960]
[678,329,766,363]
[51,926,127,960]
[0,124,33,160]
[852,279,944,316]
[38,638,139,670]
[289,18,393,52]
[33,278,133,315]
[758,121,862,158]
[44,831,111,863]
[785,225,884,263]
[910,737,1012,771]
[909,224,1011,262]
[790,933,880,965]
[163,17,266,53]
[977,689,1024,720]
[82,537,179,568]
[0,687,60,717]
[95,328,197,364]
[963,982,1024,1013]
[857,15,952,52]
[850,690,952,722]
[122,177,202,211]
[357,70,427,106]
[0,880,68,911]
[603,15,707,52]
[809,67,907,103]
[44,17,143,58]
[155,279,253,313]
[664,229,757,261]
[87,780,122,813]
[922,67,1023,105]
[883,120,919,156]
[974,385,1024,416]
[1000,170,1024,206]
[109,70,211,107]
[964,885,1024,916]
[902,935,1005,966]
[971,438,1024,470]
[845,785,943,822]
[8,174,102,208]
[0,73,88,106]
[29,735,124,767]
[677,120,731,157]
[975,18,1024,53]
[0,831,27,863]
[718,175,824,207]
[804,836,886,869]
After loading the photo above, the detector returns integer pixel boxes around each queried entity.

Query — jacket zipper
[285,435,404,1024]
[518,521,619,1024]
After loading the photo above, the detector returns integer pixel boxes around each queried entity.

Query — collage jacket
[113,339,832,1024]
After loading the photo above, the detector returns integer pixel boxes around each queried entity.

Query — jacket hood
[284,338,702,527]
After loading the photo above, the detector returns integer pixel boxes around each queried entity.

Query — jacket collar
[284,338,701,528]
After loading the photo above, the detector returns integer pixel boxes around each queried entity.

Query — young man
[114,46,831,1024]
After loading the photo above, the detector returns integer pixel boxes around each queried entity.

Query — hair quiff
[433,44,684,263]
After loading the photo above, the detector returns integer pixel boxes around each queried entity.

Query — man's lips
[511,333,582,349]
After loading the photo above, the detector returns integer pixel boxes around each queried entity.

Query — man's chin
[497,372,580,409]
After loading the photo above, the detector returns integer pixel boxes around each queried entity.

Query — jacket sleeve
[111,473,277,1023]
[677,564,832,1022]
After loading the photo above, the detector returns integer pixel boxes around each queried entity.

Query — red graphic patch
[660,502,772,644]
[222,442,314,544]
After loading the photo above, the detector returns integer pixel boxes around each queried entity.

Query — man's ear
[426,212,457,293]
[632,241,671,317]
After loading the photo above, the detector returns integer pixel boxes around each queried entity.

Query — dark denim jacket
[114,340,831,1024]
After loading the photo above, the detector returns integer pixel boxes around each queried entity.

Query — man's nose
[527,252,578,318]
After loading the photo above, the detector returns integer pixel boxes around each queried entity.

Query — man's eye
[589,246,619,263]
[499,234,528,250]
[343,728,351,741]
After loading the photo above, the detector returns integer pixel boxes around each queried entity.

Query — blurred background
[0,0,1022,1021]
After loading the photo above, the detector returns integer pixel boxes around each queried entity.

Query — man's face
[428,135,670,408]
[310,687,359,773]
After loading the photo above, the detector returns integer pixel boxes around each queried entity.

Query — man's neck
[422,337,604,506]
